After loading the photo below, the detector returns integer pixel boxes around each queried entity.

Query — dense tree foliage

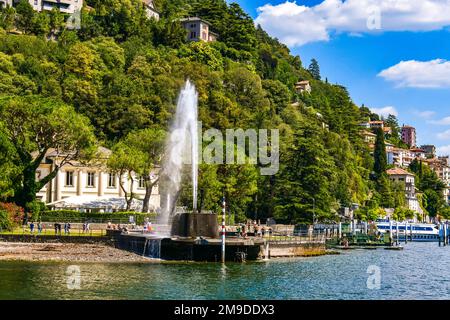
[0,96,96,220]
[0,0,434,223]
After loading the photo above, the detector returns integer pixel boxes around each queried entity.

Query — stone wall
[266,243,326,258]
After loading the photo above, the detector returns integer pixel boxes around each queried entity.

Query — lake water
[1,242,449,300]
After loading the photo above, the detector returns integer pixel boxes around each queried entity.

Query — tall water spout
[158,80,198,229]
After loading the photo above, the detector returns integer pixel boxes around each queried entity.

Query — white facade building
[295,80,311,94]
[36,148,160,212]
[387,168,422,215]
[36,0,83,14]
[0,0,83,14]
[180,17,218,42]
[387,148,415,168]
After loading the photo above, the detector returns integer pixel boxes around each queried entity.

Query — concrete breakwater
[0,228,329,262]
[112,231,328,262]
[268,242,328,258]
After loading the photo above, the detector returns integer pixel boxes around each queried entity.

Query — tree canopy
[0,0,439,223]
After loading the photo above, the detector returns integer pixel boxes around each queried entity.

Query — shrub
[0,203,24,231]
[37,210,157,224]
[26,200,46,220]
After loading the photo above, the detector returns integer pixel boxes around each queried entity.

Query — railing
[0,225,108,237]
[265,230,331,244]
[36,217,158,224]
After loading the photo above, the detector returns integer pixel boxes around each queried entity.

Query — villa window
[138,175,146,189]
[66,171,74,187]
[108,173,116,188]
[87,172,95,187]
[190,32,197,39]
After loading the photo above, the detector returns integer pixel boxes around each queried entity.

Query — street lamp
[312,198,316,225]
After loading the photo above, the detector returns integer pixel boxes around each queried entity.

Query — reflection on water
[0,242,449,300]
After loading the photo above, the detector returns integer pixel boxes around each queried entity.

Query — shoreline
[0,242,156,263]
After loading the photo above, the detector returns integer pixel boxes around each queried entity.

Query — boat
[375,220,440,242]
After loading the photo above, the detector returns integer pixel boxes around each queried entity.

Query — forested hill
[0,0,387,223]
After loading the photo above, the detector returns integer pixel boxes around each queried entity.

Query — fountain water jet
[157,80,199,235]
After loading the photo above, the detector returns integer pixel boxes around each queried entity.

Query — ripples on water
[0,242,449,300]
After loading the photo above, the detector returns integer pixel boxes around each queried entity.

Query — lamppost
[312,198,316,225]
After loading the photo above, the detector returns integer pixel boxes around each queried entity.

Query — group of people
[235,221,273,238]
[26,222,74,235]
[106,222,126,231]
[28,222,44,234]
[143,221,153,233]
[53,222,71,235]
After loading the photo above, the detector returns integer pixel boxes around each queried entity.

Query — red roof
[387,168,414,176]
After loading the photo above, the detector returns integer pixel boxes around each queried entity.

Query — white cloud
[414,110,436,118]
[378,59,450,88]
[437,145,450,156]
[437,129,450,140]
[429,116,450,125]
[255,0,450,47]
[370,106,398,118]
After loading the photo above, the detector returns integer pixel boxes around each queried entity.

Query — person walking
[30,222,35,234]
[37,222,43,234]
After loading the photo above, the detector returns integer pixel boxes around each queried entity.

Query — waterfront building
[180,17,218,42]
[385,142,395,152]
[424,157,450,204]
[387,147,415,168]
[35,147,160,212]
[143,0,159,21]
[359,120,385,130]
[295,80,311,94]
[421,145,436,158]
[361,130,376,145]
[383,126,393,135]
[401,125,416,147]
[410,147,426,160]
[387,167,422,215]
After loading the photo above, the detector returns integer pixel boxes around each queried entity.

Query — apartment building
[387,148,415,168]
[425,157,450,205]
[401,125,416,147]
[387,168,422,214]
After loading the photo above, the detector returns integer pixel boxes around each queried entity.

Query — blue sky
[228,0,450,155]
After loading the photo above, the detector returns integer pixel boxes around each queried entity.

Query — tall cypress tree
[373,127,387,177]
[308,58,321,80]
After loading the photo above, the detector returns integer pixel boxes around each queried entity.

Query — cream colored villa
[0,0,83,14]
[36,147,160,212]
